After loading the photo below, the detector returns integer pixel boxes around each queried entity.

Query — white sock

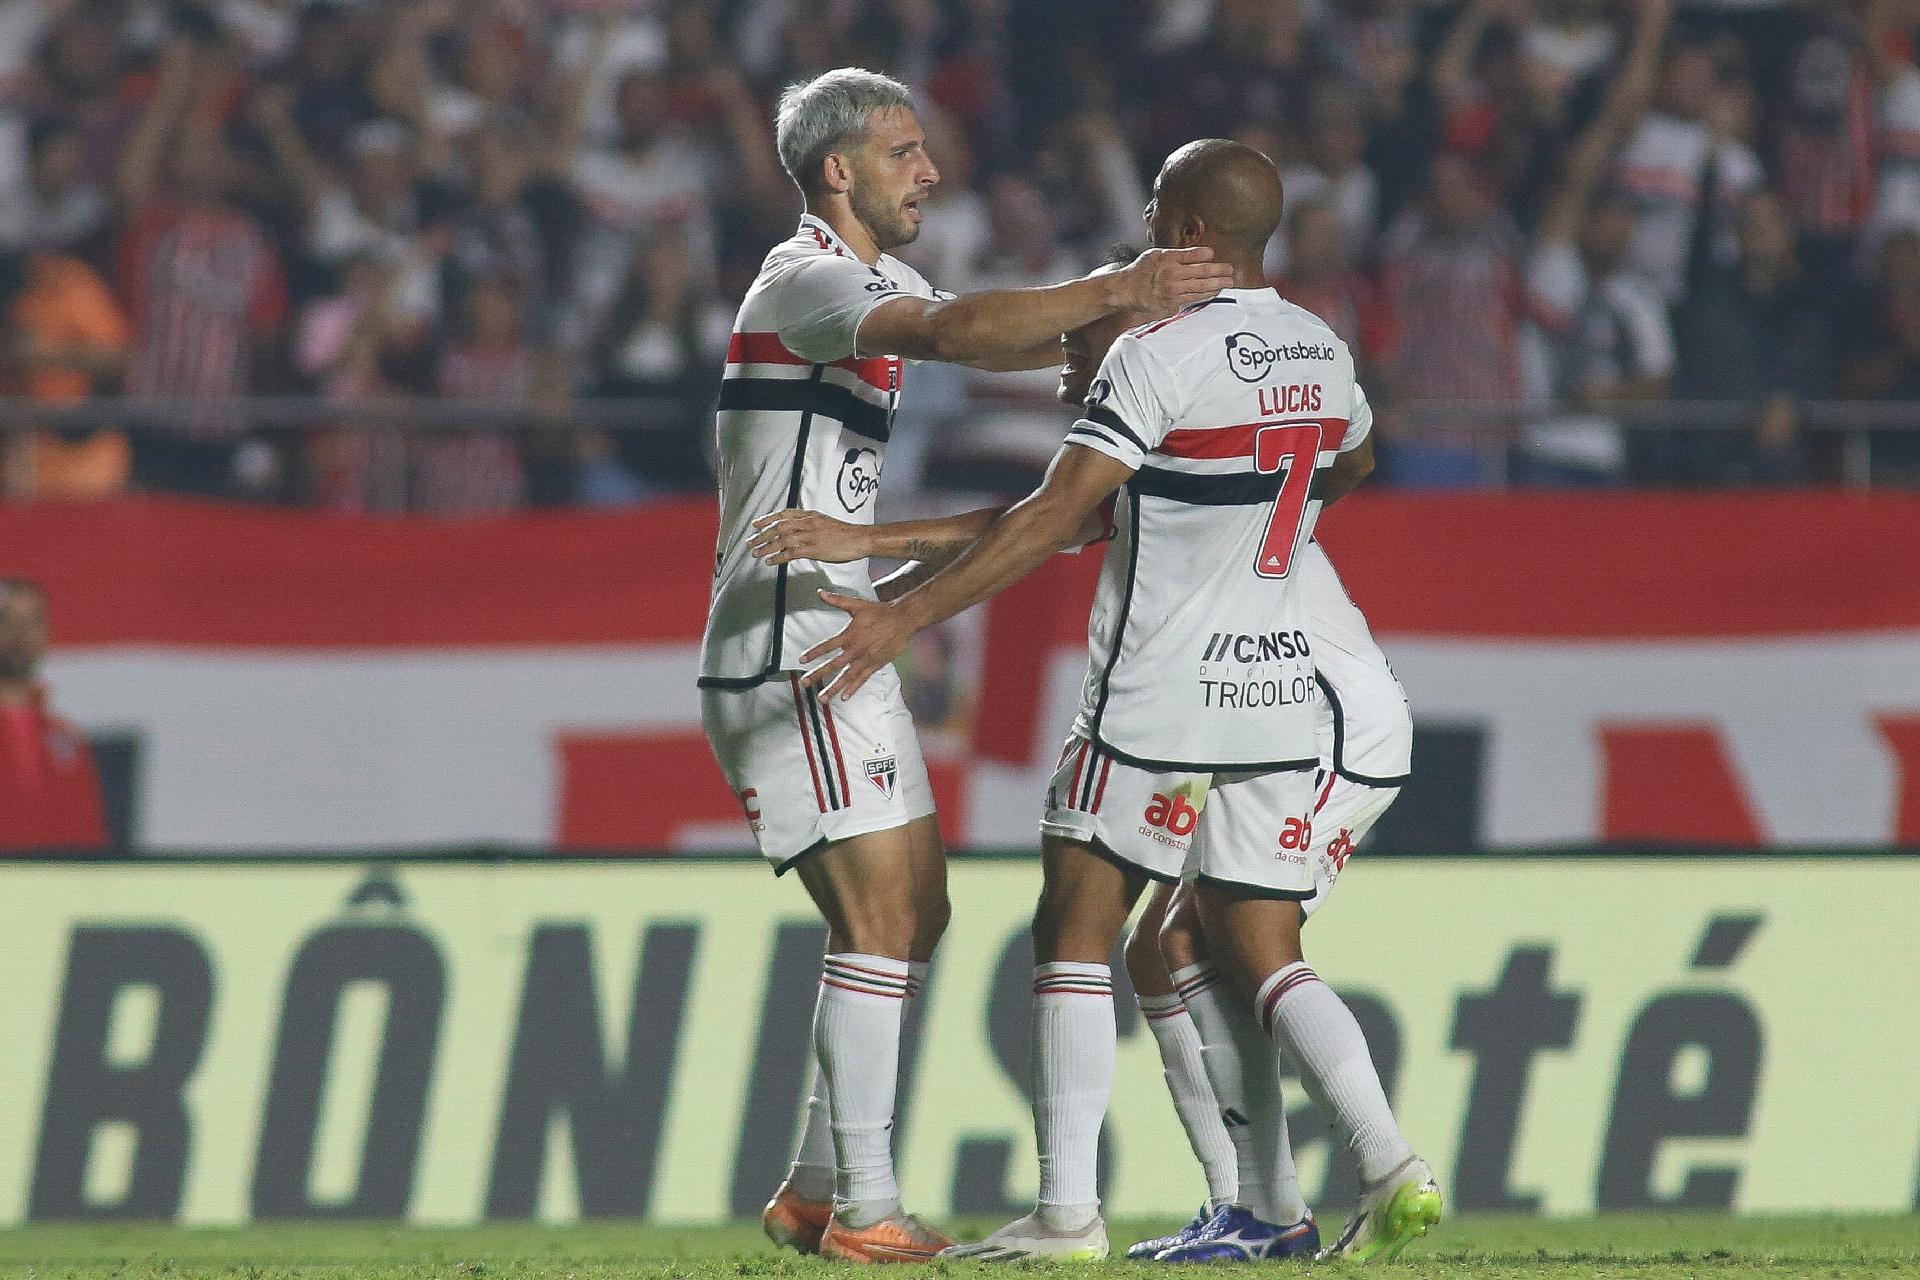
[1032,962,1114,1229]
[1175,963,1308,1225]
[788,1053,836,1202]
[1138,992,1237,1207]
[815,953,911,1223]
[788,960,930,1205]
[1257,961,1412,1186]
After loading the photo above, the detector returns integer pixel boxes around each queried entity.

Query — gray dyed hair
[775,67,915,193]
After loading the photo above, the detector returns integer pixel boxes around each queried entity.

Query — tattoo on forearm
[899,537,947,560]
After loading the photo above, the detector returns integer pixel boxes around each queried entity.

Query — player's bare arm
[1320,434,1375,507]
[854,249,1232,364]
[802,443,1132,699]
[748,505,1108,567]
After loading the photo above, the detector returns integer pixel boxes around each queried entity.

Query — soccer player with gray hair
[699,67,1232,1262]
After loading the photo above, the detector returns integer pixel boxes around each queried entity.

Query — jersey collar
[799,213,856,259]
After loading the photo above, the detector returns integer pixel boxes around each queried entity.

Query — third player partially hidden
[782,140,1442,1262]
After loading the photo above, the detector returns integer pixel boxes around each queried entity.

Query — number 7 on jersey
[1251,422,1324,579]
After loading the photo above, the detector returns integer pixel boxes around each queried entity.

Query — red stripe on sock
[1260,968,1321,1034]
[822,977,907,999]
[828,959,913,983]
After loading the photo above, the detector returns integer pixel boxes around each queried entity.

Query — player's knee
[1157,906,1203,972]
[836,895,917,959]
[913,888,952,954]
[1030,891,1109,964]
[1122,919,1161,986]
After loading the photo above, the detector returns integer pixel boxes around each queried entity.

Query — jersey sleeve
[1343,381,1374,452]
[1064,335,1179,471]
[777,254,919,363]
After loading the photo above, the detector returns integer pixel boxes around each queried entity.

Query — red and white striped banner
[10,494,1920,850]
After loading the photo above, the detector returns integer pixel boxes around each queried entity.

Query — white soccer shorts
[1042,544,1412,912]
[702,665,935,872]
[1301,540,1412,788]
[1040,736,1322,898]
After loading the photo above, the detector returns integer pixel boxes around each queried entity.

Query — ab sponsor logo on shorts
[1140,783,1204,850]
[1276,813,1311,866]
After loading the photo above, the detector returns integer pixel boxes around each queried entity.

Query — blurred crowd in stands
[3,0,1920,509]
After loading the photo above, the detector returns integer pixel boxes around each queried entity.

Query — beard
[0,650,36,683]
[850,180,919,251]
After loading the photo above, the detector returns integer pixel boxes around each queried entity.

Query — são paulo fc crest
[866,753,898,799]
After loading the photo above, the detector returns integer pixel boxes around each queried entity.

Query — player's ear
[821,150,855,195]
[1177,215,1207,249]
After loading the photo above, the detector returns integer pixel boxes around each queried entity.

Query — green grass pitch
[1,1216,1917,1279]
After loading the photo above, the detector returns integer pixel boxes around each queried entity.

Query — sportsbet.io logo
[836,447,881,514]
[1224,332,1336,383]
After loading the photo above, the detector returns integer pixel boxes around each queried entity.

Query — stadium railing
[3,395,1919,491]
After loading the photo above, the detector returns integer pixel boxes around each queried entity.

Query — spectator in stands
[585,220,716,492]
[1841,225,1920,480]
[0,579,108,852]
[1613,33,1763,302]
[1275,80,1380,270]
[1378,149,1525,486]
[15,3,140,193]
[423,273,528,513]
[1775,19,1878,283]
[1662,189,1832,484]
[0,243,130,498]
[116,39,289,497]
[1275,196,1395,392]
[0,119,111,256]
[1517,0,1674,485]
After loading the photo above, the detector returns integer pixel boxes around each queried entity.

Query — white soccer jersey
[1066,287,1372,771]
[699,215,948,688]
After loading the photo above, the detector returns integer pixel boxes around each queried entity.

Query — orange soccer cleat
[761,1183,834,1254]
[818,1209,953,1263]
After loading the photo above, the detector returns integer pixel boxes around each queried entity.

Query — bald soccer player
[793,139,1440,1263]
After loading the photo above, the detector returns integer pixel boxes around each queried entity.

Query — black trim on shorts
[1195,871,1314,902]
[1083,835,1180,886]
[773,836,829,877]
[697,671,782,690]
[1093,732,1317,776]
[1313,671,1412,788]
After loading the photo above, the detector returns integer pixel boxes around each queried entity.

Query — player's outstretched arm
[748,507,1004,566]
[854,248,1232,364]
[749,505,1110,566]
[802,443,1132,699]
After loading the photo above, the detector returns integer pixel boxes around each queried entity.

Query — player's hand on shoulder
[803,590,915,702]
[748,509,870,565]
[1118,247,1234,315]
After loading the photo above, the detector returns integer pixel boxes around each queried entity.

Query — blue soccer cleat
[1153,1203,1321,1262]
[1125,1204,1215,1260]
